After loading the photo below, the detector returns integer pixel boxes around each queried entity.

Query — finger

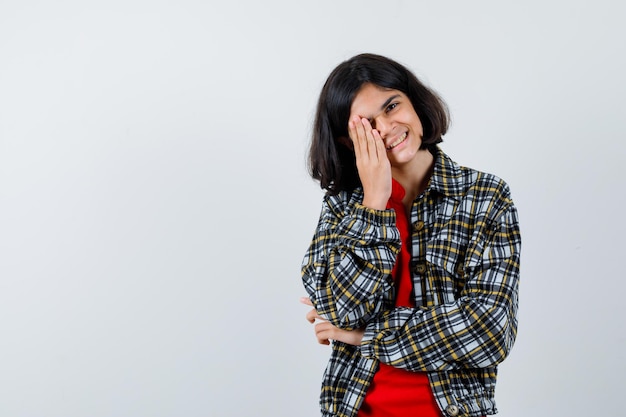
[305,308,324,324]
[371,128,387,161]
[305,308,316,323]
[352,117,370,162]
[299,297,313,307]
[314,322,334,345]
[348,118,361,155]
[317,337,330,346]
[360,118,383,162]
[318,337,330,345]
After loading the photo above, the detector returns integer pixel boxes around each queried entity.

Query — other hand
[300,297,365,346]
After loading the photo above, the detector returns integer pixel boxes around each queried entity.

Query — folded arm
[360,204,521,370]
[301,193,401,330]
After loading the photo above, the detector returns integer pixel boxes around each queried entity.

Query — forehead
[350,83,405,116]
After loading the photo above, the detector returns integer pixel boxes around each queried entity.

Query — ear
[337,136,354,150]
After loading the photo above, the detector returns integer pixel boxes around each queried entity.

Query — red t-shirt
[357,179,442,417]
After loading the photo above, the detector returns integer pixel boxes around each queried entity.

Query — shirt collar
[428,147,465,200]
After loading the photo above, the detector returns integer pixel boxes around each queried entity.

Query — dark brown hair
[308,53,449,195]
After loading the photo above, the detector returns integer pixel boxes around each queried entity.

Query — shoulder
[437,150,512,196]
[438,151,515,222]
[460,165,512,201]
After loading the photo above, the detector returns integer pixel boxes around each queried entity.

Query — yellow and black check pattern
[301,149,521,417]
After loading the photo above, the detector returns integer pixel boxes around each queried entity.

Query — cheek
[413,118,424,137]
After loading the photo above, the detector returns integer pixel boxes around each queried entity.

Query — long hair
[308,53,449,195]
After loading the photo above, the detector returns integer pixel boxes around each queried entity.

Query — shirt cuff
[351,202,397,227]
[359,320,380,359]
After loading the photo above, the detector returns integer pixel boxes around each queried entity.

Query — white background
[1,1,624,416]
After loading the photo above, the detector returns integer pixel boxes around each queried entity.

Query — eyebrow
[380,94,401,111]
[362,94,403,121]
[367,94,401,120]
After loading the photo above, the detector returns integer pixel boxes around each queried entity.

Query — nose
[372,116,392,138]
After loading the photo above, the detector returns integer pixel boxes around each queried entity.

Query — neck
[392,149,435,205]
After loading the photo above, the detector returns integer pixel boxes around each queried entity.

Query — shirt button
[413,220,425,231]
[445,404,460,416]
[413,263,426,274]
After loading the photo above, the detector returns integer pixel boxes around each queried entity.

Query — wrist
[362,196,388,210]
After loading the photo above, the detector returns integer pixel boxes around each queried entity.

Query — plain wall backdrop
[1,1,624,416]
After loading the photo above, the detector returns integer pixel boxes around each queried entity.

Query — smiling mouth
[386,132,407,150]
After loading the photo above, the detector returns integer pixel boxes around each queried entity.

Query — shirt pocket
[424,236,484,304]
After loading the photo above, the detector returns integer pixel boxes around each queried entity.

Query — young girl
[300,54,521,417]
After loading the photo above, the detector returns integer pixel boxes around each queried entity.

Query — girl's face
[349,83,424,168]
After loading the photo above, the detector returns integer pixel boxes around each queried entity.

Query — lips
[386,132,407,150]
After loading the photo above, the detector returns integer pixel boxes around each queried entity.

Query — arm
[301,194,401,330]
[301,117,398,330]
[360,202,521,371]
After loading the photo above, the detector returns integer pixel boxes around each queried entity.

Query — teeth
[387,132,407,149]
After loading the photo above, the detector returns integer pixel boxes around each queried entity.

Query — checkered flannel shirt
[301,148,521,417]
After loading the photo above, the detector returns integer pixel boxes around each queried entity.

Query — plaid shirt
[301,148,521,417]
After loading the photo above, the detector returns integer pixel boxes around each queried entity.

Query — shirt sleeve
[301,193,402,330]
[360,200,521,370]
